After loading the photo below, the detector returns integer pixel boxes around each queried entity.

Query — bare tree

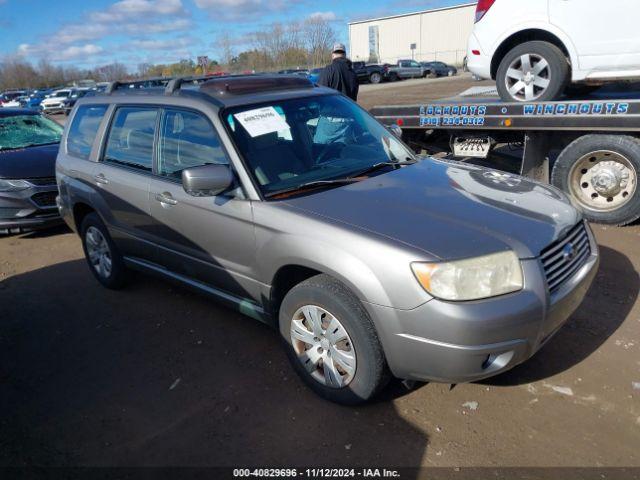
[304,17,337,68]
[0,57,38,90]
[217,32,236,68]
[91,62,129,82]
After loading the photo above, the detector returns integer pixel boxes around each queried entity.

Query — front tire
[80,212,130,289]
[279,274,390,405]
[496,41,569,102]
[369,72,382,84]
[551,135,640,226]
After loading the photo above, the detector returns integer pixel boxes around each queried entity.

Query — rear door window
[103,107,158,172]
[66,105,108,160]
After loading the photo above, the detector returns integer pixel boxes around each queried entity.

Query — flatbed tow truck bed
[370,97,640,226]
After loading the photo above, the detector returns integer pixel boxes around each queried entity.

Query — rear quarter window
[66,105,108,160]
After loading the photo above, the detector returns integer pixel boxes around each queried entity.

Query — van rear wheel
[497,41,569,102]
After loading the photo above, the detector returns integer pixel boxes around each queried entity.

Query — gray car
[1,109,64,234]
[56,75,599,404]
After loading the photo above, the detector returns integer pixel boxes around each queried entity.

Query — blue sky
[0,0,466,70]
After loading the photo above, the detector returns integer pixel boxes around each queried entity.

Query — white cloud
[14,0,192,64]
[90,0,187,23]
[130,37,193,51]
[307,11,337,21]
[18,43,103,62]
[193,0,303,21]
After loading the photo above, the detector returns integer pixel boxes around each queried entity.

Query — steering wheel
[315,142,345,165]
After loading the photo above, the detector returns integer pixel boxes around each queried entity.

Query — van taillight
[475,0,496,22]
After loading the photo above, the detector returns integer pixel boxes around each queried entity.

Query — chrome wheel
[569,150,638,212]
[505,53,551,101]
[290,305,357,388]
[85,226,112,278]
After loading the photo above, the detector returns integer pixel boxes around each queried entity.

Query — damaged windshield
[0,114,63,151]
[224,94,416,197]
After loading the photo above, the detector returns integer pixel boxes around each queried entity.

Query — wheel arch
[72,202,96,233]
[490,29,573,80]
[269,264,323,318]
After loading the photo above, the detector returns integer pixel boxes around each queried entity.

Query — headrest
[252,132,279,150]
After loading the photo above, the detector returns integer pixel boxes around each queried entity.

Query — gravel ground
[1,76,639,470]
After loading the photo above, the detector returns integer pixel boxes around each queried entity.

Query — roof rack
[198,75,314,97]
[105,77,172,95]
[164,75,222,95]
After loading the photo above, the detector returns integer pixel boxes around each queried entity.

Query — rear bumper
[467,33,492,80]
[365,229,600,383]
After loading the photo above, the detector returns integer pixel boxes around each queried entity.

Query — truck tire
[551,135,640,226]
[496,41,569,102]
[369,72,382,84]
[279,274,390,405]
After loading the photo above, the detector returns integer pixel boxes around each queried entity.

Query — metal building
[348,3,477,67]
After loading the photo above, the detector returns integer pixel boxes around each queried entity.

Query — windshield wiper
[348,159,418,179]
[265,178,360,198]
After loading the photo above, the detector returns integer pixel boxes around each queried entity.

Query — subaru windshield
[224,94,417,198]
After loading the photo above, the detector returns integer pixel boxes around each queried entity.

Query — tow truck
[371,96,640,226]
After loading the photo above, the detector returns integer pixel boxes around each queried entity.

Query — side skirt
[123,256,272,325]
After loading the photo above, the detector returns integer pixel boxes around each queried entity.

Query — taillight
[475,0,496,22]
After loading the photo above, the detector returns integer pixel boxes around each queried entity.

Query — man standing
[318,43,359,101]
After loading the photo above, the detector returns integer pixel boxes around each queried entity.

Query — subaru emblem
[562,243,576,261]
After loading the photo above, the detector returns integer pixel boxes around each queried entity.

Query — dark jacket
[318,57,359,101]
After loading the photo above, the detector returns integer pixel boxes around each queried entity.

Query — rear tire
[80,212,130,289]
[496,41,569,102]
[279,274,390,405]
[369,72,382,84]
[551,135,640,226]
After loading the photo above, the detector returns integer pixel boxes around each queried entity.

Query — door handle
[94,173,109,185]
[154,192,178,206]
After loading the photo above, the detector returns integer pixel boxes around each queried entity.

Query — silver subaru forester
[56,75,599,404]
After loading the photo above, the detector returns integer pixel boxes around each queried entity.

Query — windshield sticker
[234,106,290,138]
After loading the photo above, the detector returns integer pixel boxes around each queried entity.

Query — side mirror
[182,164,234,197]
[388,124,403,139]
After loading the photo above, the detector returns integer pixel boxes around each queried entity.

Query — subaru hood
[281,159,581,260]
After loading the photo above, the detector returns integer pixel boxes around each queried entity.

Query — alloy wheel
[85,226,113,279]
[505,53,551,101]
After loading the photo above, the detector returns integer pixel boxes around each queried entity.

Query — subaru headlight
[0,179,31,192]
[411,251,523,301]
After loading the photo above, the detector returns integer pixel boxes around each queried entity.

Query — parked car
[41,88,75,113]
[278,69,309,76]
[351,61,388,84]
[22,90,51,110]
[62,88,90,115]
[308,68,323,84]
[2,95,29,108]
[0,90,27,107]
[0,109,64,234]
[386,60,430,80]
[468,0,640,102]
[421,61,457,77]
[57,75,598,404]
